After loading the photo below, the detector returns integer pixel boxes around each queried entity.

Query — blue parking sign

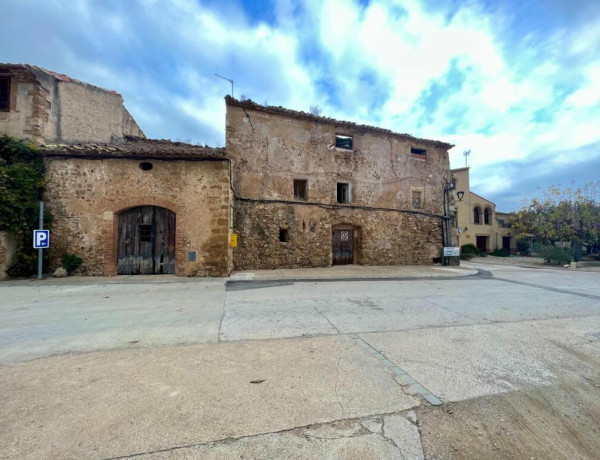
[33,230,50,248]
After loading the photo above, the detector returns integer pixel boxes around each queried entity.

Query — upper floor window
[293,179,307,200]
[0,76,10,112]
[412,191,423,209]
[474,206,481,224]
[335,134,353,150]
[337,182,351,203]
[484,207,492,225]
[411,147,427,157]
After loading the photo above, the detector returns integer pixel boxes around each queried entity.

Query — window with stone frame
[335,134,353,150]
[474,206,481,224]
[412,190,423,209]
[337,182,351,203]
[0,76,10,112]
[293,179,308,200]
[484,207,492,225]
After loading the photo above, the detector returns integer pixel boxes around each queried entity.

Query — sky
[2,0,600,211]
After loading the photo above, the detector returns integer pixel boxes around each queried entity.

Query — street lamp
[457,191,465,201]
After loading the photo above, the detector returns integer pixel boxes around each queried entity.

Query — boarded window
[279,228,289,242]
[0,76,10,112]
[293,179,307,200]
[335,134,353,150]
[337,182,351,203]
[412,191,423,209]
[411,147,427,156]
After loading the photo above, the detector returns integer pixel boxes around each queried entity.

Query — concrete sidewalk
[230,264,477,281]
[2,264,478,287]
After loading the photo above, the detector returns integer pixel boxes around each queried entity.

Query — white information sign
[443,246,460,257]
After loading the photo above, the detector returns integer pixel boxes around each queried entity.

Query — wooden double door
[117,206,176,275]
[332,229,354,265]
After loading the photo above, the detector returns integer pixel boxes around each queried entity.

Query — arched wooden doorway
[117,206,176,274]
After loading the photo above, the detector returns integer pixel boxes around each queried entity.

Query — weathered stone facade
[0,64,144,144]
[234,201,443,269]
[226,97,453,269]
[43,138,232,276]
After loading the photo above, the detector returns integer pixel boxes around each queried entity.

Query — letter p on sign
[33,230,50,249]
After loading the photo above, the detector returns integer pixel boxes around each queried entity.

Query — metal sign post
[38,202,43,279]
[33,202,50,279]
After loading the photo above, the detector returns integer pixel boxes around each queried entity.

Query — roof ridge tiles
[224,95,454,149]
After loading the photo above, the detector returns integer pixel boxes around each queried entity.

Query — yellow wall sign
[230,233,238,248]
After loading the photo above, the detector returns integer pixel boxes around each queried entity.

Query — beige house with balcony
[451,167,516,254]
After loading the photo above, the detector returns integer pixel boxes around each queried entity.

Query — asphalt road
[0,263,599,459]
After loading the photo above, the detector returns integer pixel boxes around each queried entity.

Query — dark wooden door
[118,206,175,275]
[476,236,488,253]
[332,229,353,265]
[502,236,511,252]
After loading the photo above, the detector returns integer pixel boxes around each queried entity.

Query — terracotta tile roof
[225,96,454,149]
[40,136,227,161]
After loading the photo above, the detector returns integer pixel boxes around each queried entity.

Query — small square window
[412,191,423,209]
[0,76,10,112]
[293,179,307,200]
[411,147,427,156]
[337,183,351,203]
[335,134,353,150]
[139,224,152,242]
[279,228,289,242]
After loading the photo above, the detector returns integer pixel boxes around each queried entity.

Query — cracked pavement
[1,263,600,458]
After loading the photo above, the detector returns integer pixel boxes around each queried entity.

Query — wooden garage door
[117,206,176,275]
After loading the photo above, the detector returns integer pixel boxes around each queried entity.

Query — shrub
[534,244,572,265]
[61,253,83,274]
[460,243,479,260]
[491,248,510,257]
[517,239,530,254]
[1,136,49,277]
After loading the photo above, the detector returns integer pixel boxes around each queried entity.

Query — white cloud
[2,0,600,210]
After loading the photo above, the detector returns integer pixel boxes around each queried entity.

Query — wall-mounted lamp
[457,191,465,201]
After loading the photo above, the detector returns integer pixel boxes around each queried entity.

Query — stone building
[41,137,232,277]
[0,63,144,144]
[1,64,457,278]
[452,167,515,253]
[226,97,455,269]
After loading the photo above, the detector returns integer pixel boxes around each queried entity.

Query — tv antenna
[214,74,234,97]
[463,150,471,167]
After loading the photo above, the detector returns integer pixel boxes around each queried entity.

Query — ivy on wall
[0,135,50,276]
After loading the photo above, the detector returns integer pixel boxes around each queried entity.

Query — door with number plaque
[332,229,354,265]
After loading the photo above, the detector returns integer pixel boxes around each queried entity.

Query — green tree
[512,183,600,259]
[0,135,48,276]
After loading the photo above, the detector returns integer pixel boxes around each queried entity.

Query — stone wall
[226,99,452,269]
[45,157,231,276]
[0,231,17,280]
[234,201,443,270]
[0,64,144,144]
[50,79,144,144]
[0,66,41,141]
